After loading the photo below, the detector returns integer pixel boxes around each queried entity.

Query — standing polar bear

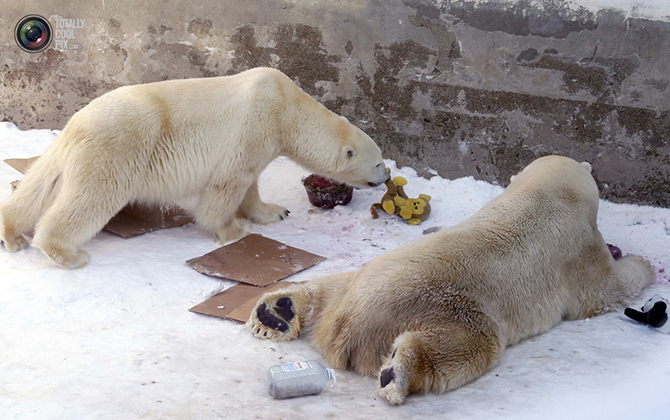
[248,156,656,405]
[0,68,388,268]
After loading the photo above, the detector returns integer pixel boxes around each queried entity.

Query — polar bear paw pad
[380,366,395,388]
[248,295,299,342]
[378,347,409,405]
[257,297,294,332]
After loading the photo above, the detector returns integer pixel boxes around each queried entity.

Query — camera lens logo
[15,15,53,53]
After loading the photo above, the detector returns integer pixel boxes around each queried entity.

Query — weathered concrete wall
[1,0,668,206]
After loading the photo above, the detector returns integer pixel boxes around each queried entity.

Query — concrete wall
[1,0,668,206]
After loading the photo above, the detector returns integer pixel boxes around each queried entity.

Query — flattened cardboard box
[4,156,194,238]
[190,281,299,323]
[186,233,326,287]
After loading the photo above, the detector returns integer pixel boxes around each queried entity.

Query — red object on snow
[303,174,353,210]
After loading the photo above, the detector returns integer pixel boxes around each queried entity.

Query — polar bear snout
[367,162,390,187]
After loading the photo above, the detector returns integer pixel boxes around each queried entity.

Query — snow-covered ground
[1,122,669,419]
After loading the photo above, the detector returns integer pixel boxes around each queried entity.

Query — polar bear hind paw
[247,295,300,342]
[0,235,29,253]
[378,348,410,405]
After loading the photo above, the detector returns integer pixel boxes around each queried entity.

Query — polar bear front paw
[215,218,252,244]
[246,202,290,225]
[630,255,656,284]
[617,254,656,289]
[39,245,90,269]
[247,294,300,342]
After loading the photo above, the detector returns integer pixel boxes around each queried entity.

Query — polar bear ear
[340,116,349,123]
[580,161,592,173]
[510,175,517,183]
[345,146,354,159]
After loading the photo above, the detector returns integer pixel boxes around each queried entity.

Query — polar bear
[247,155,656,405]
[0,67,388,268]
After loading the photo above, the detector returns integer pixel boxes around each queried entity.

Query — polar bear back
[324,157,610,348]
[46,67,386,204]
[47,69,302,202]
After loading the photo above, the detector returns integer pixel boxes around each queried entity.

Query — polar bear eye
[347,149,354,159]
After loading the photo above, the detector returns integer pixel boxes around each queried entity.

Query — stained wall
[1,0,668,205]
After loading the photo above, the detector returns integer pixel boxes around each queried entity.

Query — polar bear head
[509,155,594,186]
[291,114,389,188]
[508,155,599,219]
[331,122,389,187]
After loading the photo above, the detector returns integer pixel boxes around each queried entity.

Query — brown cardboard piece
[4,156,40,174]
[104,204,194,239]
[6,156,40,192]
[186,233,326,286]
[189,281,298,323]
[4,156,194,238]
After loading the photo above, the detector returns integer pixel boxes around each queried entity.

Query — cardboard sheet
[104,204,194,239]
[189,281,297,323]
[4,156,194,238]
[186,233,326,286]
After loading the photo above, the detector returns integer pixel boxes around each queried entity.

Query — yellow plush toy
[370,171,432,225]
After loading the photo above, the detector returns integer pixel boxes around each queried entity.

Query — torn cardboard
[186,233,326,287]
[4,156,194,238]
[189,281,298,323]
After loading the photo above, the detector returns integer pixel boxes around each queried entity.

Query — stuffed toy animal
[394,195,432,225]
[370,171,431,225]
[624,294,670,333]
[370,170,403,218]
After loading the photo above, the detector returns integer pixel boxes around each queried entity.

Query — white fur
[0,68,388,268]
[248,156,656,404]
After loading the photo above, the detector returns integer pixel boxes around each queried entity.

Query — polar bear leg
[0,199,31,252]
[377,324,502,405]
[194,178,254,244]
[247,283,311,342]
[213,218,252,245]
[0,165,62,253]
[32,185,128,269]
[236,181,289,225]
[577,254,656,318]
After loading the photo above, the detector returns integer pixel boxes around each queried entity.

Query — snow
[465,0,670,21]
[0,121,669,419]
[574,0,670,21]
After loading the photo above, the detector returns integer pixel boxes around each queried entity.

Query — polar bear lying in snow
[248,155,655,404]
